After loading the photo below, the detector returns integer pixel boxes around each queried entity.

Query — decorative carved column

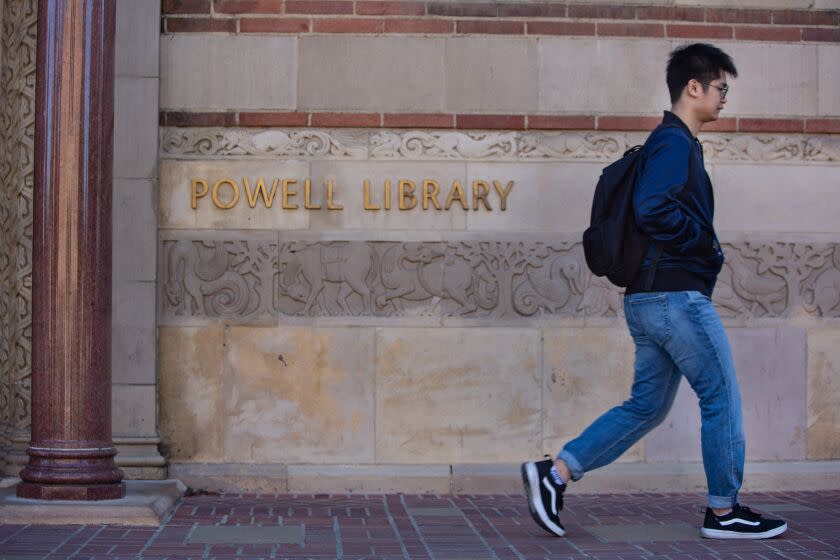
[17,0,123,500]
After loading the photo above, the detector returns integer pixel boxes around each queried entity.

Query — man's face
[697,69,728,122]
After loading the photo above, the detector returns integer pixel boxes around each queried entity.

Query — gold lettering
[399,179,416,210]
[423,180,442,210]
[191,179,209,209]
[281,178,298,209]
[211,178,240,209]
[304,178,320,209]
[472,180,492,211]
[493,180,514,211]
[363,179,380,210]
[243,177,278,208]
[384,178,391,210]
[327,179,342,210]
[445,180,468,211]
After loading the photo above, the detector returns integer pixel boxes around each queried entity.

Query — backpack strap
[641,136,697,291]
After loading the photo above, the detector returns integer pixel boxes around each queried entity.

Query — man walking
[522,43,788,540]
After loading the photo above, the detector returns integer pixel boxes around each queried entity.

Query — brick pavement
[0,490,838,559]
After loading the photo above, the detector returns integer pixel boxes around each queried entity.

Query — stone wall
[155,0,840,491]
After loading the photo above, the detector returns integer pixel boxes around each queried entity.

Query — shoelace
[732,504,762,521]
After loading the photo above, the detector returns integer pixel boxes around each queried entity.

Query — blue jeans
[558,291,745,508]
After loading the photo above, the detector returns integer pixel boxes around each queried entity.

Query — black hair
[666,43,738,104]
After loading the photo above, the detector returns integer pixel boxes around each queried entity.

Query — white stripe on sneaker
[719,518,761,527]
[542,477,558,516]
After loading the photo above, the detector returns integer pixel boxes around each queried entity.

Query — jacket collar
[662,110,697,140]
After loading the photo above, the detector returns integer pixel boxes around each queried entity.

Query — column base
[17,481,126,500]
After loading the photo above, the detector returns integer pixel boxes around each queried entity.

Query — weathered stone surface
[807,329,840,460]
[114,77,158,179]
[818,46,840,117]
[646,327,807,462]
[287,465,451,494]
[159,160,310,230]
[115,0,159,78]
[112,280,156,385]
[158,326,226,461]
[113,179,156,283]
[224,327,376,463]
[112,384,157,438]
[375,328,541,463]
[542,328,642,462]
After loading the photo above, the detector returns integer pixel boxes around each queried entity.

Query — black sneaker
[701,503,788,539]
[521,456,566,537]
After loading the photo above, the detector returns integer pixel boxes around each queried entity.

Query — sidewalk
[0,490,837,559]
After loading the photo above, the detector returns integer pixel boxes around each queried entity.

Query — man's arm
[633,132,712,256]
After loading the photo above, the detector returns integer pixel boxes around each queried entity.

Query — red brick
[772,9,839,26]
[802,27,840,41]
[427,2,497,17]
[528,115,596,130]
[383,113,454,128]
[284,0,353,14]
[666,24,733,39]
[313,17,383,32]
[706,8,771,24]
[636,6,704,22]
[457,19,525,34]
[456,114,525,130]
[384,18,454,33]
[735,25,801,41]
[355,1,425,16]
[310,112,381,127]
[527,21,595,36]
[701,117,737,132]
[598,116,660,131]
[239,112,309,126]
[239,16,310,31]
[164,112,238,127]
[739,118,804,133]
[214,0,282,13]
[568,4,636,20]
[163,0,210,15]
[806,118,840,134]
[165,17,238,32]
[498,2,567,18]
[598,22,664,38]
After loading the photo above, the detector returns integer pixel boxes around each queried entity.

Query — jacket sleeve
[633,132,713,256]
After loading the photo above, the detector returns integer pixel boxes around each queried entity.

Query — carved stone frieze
[161,128,840,164]
[160,235,840,323]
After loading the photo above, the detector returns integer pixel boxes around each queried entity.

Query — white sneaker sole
[523,462,565,537]
[701,522,788,540]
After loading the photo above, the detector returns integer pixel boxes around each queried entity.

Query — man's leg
[558,293,682,481]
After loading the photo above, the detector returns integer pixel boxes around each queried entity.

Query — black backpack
[582,124,692,288]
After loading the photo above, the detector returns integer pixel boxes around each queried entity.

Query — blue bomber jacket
[626,111,724,298]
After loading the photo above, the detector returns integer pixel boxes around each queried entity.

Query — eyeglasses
[701,82,729,99]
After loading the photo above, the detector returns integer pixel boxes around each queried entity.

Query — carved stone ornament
[161,128,840,164]
[159,236,840,324]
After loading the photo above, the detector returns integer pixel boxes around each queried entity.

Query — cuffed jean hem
[557,449,585,482]
[708,494,737,509]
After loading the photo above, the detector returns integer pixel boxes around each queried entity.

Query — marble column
[17,0,123,500]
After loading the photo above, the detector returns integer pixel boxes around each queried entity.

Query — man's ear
[685,78,703,100]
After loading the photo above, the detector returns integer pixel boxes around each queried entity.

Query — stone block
[112,280,156,385]
[116,0,160,77]
[712,164,840,233]
[160,34,296,110]
[113,179,156,283]
[444,37,538,113]
[807,329,840,459]
[646,327,807,462]
[168,463,288,494]
[818,46,840,116]
[375,327,542,463]
[542,328,643,462]
[114,77,158,179]
[539,38,671,114]
[299,36,445,112]
[159,159,310,230]
[721,43,817,117]
[158,326,226,461]
[112,384,157,438]
[287,464,451,494]
[223,326,376,463]
[308,161,468,231]
[464,162,601,233]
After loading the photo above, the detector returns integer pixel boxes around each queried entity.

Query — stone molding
[160,128,840,163]
[158,234,840,325]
